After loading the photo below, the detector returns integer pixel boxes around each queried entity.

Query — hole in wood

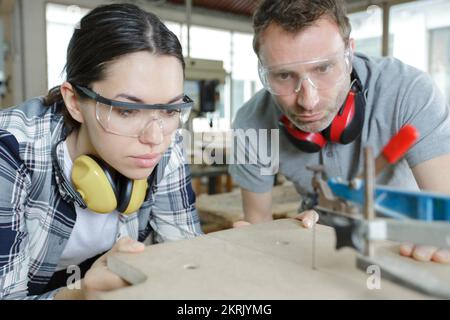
[183,264,199,270]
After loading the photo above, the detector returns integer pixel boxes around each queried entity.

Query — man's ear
[349,38,355,58]
[347,38,356,73]
[60,82,84,124]
[348,38,355,54]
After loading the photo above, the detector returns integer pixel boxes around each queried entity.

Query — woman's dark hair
[44,3,185,132]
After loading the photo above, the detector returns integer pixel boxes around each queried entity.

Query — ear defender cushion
[116,176,148,214]
[322,89,365,144]
[71,155,118,213]
[279,115,327,153]
[340,90,365,144]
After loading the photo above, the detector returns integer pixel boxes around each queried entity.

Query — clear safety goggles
[258,48,352,96]
[74,85,192,138]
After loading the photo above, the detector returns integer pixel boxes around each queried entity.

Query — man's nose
[138,118,164,145]
[295,77,320,111]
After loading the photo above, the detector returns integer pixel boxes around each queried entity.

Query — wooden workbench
[190,164,233,195]
[99,219,447,299]
[196,184,301,232]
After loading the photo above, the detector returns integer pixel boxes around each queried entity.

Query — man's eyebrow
[113,93,184,104]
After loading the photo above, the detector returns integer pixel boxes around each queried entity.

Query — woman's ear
[60,82,84,124]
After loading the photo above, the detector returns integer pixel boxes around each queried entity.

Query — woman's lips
[130,153,162,168]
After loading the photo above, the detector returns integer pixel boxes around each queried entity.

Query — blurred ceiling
[161,0,417,17]
[165,0,259,17]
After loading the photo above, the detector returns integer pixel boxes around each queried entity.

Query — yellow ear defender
[71,155,148,214]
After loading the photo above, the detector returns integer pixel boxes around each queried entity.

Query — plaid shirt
[0,97,202,300]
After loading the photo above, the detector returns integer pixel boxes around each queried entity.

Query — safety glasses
[258,48,352,96]
[73,84,192,138]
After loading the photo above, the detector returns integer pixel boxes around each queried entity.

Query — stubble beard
[285,80,351,133]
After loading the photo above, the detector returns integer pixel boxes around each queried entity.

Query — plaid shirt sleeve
[149,135,203,243]
[0,131,59,300]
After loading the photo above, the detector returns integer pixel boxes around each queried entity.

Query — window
[390,0,450,104]
[348,0,450,105]
[46,3,89,89]
[429,27,450,104]
[182,25,232,70]
[165,22,261,129]
[348,6,383,57]
[231,32,262,120]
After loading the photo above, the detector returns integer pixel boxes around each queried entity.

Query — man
[229,0,450,263]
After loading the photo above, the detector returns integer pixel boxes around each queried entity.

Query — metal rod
[382,2,391,57]
[364,147,375,257]
[186,0,192,59]
[312,221,317,270]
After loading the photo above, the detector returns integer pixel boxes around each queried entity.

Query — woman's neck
[65,126,95,161]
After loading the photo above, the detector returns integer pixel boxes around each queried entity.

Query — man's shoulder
[232,89,279,130]
[354,53,429,89]
[354,52,439,119]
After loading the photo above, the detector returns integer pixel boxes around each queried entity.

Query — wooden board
[197,184,301,230]
[98,219,450,299]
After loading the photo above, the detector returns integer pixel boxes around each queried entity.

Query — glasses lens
[262,50,350,95]
[308,54,348,89]
[96,102,188,137]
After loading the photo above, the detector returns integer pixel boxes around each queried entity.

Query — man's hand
[233,220,252,228]
[232,210,319,229]
[399,243,449,264]
[82,237,145,299]
[295,210,449,264]
[295,210,319,228]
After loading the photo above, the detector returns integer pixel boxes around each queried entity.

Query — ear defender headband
[279,70,365,153]
[71,155,148,214]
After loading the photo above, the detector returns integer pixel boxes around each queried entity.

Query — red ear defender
[321,86,365,144]
[279,115,327,153]
[279,72,365,153]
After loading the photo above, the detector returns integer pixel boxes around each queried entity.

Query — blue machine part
[327,178,450,221]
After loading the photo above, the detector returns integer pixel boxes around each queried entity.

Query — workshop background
[0,0,449,232]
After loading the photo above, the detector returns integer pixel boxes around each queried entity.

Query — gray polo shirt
[228,53,450,202]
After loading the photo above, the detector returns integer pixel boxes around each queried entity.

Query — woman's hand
[54,236,145,300]
[82,237,145,299]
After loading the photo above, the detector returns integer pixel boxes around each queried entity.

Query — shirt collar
[52,136,88,208]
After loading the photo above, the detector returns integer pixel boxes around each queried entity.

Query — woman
[0,3,202,299]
